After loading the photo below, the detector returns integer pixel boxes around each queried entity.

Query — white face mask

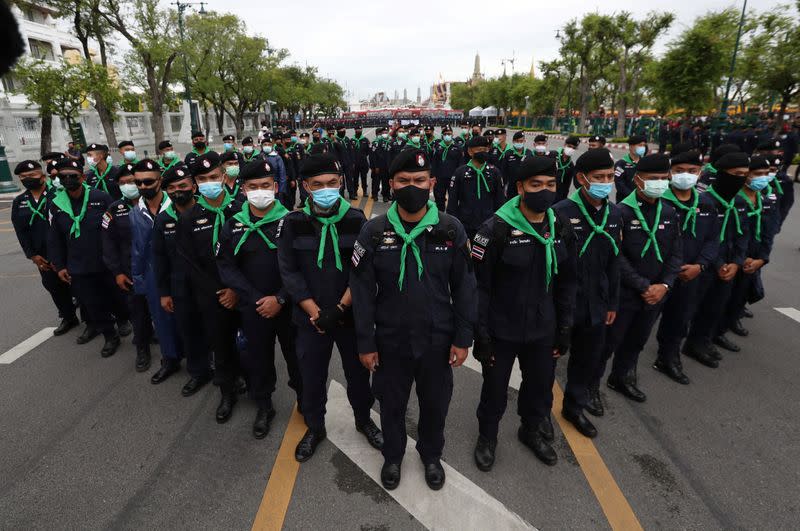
[534,145,547,153]
[299,139,307,145]
[246,189,275,209]
[262,145,273,154]
[381,133,389,139]
[119,183,140,200]
[670,172,698,190]
[563,146,576,157]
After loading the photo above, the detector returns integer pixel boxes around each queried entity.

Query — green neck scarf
[28,192,48,226]
[232,202,288,255]
[556,148,571,181]
[707,186,742,242]
[226,182,240,198]
[165,203,178,221]
[662,187,699,237]
[621,191,663,262]
[92,163,112,193]
[243,150,260,162]
[406,138,422,149]
[495,196,559,288]
[440,140,453,161]
[623,153,636,165]
[302,197,350,271]
[768,177,784,196]
[738,189,763,242]
[197,191,234,249]
[159,157,179,172]
[702,163,717,175]
[52,184,90,238]
[386,201,440,290]
[191,148,206,156]
[568,190,619,257]
[467,160,490,198]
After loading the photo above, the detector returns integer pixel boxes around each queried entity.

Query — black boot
[713,334,740,352]
[730,319,749,337]
[607,372,646,402]
[380,461,401,490]
[518,424,557,466]
[135,345,151,372]
[252,405,277,439]
[53,316,79,336]
[653,358,690,384]
[117,320,132,337]
[683,342,720,368]
[100,333,121,358]
[538,415,554,442]
[424,461,445,490]
[742,307,753,318]
[151,360,180,384]
[355,418,384,450]
[295,428,327,462]
[474,435,497,471]
[562,409,598,438]
[215,393,238,424]
[181,376,211,397]
[76,325,99,345]
[585,385,604,417]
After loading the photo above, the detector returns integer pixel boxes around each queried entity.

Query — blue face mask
[123,150,137,161]
[312,187,341,209]
[585,182,613,200]
[443,135,452,142]
[670,172,698,190]
[291,136,298,143]
[513,142,525,150]
[634,146,647,157]
[767,172,777,182]
[747,176,771,191]
[223,143,233,151]
[198,181,223,199]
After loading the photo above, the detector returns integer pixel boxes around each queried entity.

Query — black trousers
[344,166,357,197]
[354,165,369,196]
[128,292,153,347]
[555,175,571,202]
[600,298,663,381]
[370,168,382,199]
[240,306,301,408]
[721,271,755,333]
[434,178,448,211]
[71,272,117,336]
[380,170,392,201]
[564,323,606,414]
[477,339,555,441]
[280,186,296,211]
[40,268,75,319]
[372,346,453,465]
[656,277,703,364]
[194,291,240,394]
[295,325,373,432]
[173,294,211,379]
[686,273,735,347]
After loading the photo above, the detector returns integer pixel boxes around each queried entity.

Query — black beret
[190,151,221,176]
[636,154,671,173]
[484,130,494,136]
[670,142,694,155]
[240,159,275,181]
[471,122,482,128]
[388,149,430,178]
[41,151,65,161]
[46,160,58,174]
[424,125,433,132]
[575,148,615,173]
[710,143,740,163]
[517,155,556,180]
[261,133,274,142]
[565,135,580,147]
[299,132,310,138]
[222,134,235,142]
[467,135,489,148]
[85,143,108,152]
[220,151,239,164]
[769,155,782,167]
[494,128,507,135]
[336,125,346,131]
[670,150,703,166]
[756,138,781,151]
[161,164,192,186]
[242,136,254,145]
[132,158,160,173]
[326,126,336,131]
[513,131,525,140]
[288,130,297,135]
[54,158,83,172]
[157,140,173,151]
[190,130,205,138]
[118,163,135,178]
[588,135,606,143]
[118,140,134,149]
[282,132,292,139]
[409,128,420,135]
[534,135,547,143]
[14,160,41,174]
[715,152,750,170]
[749,155,769,170]
[442,126,453,133]
[627,134,647,145]
[300,153,342,178]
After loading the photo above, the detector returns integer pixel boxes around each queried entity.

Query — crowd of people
[9,121,794,492]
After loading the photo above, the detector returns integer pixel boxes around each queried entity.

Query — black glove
[554,325,572,356]
[472,337,493,364]
[314,306,345,332]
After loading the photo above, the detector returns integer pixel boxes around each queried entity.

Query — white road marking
[0,327,56,364]
[326,380,535,530]
[370,213,378,219]
[775,307,800,324]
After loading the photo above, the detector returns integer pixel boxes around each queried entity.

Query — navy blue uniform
[551,149,576,202]
[613,155,638,203]
[771,171,795,229]
[488,144,510,168]
[277,205,374,433]
[499,147,534,198]
[431,140,463,210]
[86,163,121,200]
[370,138,391,200]
[472,213,578,440]
[388,138,407,167]
[446,162,505,238]
[352,135,371,197]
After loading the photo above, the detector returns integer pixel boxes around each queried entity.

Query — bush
[792,154,800,165]
[609,137,628,143]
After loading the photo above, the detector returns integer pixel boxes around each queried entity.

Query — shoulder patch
[101,212,112,229]
[352,240,367,267]
[473,233,490,247]
[471,243,485,261]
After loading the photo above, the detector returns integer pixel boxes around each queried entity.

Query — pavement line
[0,228,14,232]
[363,197,375,219]
[462,356,643,531]
[0,327,57,364]
[326,380,535,530]
[251,406,307,531]
[775,307,800,324]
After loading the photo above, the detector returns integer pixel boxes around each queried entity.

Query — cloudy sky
[192,0,779,104]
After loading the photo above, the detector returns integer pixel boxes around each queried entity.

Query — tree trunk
[39,113,53,155]
[95,100,117,147]
[615,56,628,139]
[578,68,590,134]
[145,63,165,146]
[214,104,225,135]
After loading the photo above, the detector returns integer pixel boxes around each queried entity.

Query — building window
[2,75,17,93]
[28,39,55,61]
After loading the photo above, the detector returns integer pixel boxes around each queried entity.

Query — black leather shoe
[252,407,277,439]
[135,345,151,373]
[708,343,723,360]
[474,435,497,471]
[562,409,598,438]
[181,376,211,397]
[53,316,79,336]
[100,334,121,358]
[117,320,132,337]
[424,461,445,490]
[742,307,753,318]
[295,429,326,462]
[607,374,647,402]
[76,326,99,344]
[151,362,179,384]
[683,343,720,368]
[713,334,740,352]
[216,393,238,424]
[653,359,690,384]
[586,385,604,417]
[538,415,554,442]
[730,320,749,337]
[235,376,248,395]
[356,418,384,450]
[381,462,401,490]
[518,425,557,466]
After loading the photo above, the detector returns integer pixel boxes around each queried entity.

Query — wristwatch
[276,295,286,306]
[661,283,670,291]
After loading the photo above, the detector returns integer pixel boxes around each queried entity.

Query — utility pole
[719,0,747,124]
[172,0,207,134]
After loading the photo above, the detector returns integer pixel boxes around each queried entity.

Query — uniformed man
[488,128,509,166]
[222,134,237,154]
[597,154,683,403]
[294,133,311,206]
[500,132,534,198]
[533,135,549,156]
[48,158,122,357]
[553,149,621,434]
[277,153,382,462]
[370,127,391,201]
[423,125,437,154]
[684,153,749,363]
[404,128,424,151]
[471,156,577,468]
[157,140,181,172]
[352,123,370,197]
[11,160,77,335]
[241,136,261,163]
[388,125,408,167]
[698,143,740,190]
[176,152,242,421]
[184,130,210,166]
[259,134,289,207]
[334,126,356,199]
[217,159,302,439]
[447,135,505,239]
[153,165,213,397]
[280,132,298,210]
[654,149,720,383]
[84,143,121,199]
[754,139,794,227]
[587,135,607,150]
[118,140,138,165]
[613,135,647,202]
[350,148,476,490]
[431,126,463,210]
[221,151,244,200]
[552,136,579,202]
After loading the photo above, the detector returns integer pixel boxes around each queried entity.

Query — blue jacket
[131,194,173,295]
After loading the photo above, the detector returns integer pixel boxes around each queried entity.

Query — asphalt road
[0,132,799,530]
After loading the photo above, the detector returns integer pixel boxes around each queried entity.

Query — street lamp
[719,0,748,126]
[172,0,206,134]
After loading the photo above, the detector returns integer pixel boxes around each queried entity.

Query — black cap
[534,134,547,143]
[388,149,430,178]
[627,134,647,145]
[190,151,221,176]
[41,151,65,161]
[157,140,173,151]
[240,159,276,181]
[14,160,42,174]
[191,130,205,138]
[749,155,769,170]
[118,163,135,178]
[636,154,671,173]
[222,134,235,142]
[565,135,580,147]
[756,138,781,151]
[220,151,239,164]
[716,152,750,170]
[670,142,694,155]
[46,160,58,174]
[299,132,310,138]
[588,135,606,143]
[161,164,192,186]
[242,136,254,145]
[484,130,494,136]
[575,148,615,173]
[494,128,507,135]
[132,158,160,173]
[513,131,525,141]
[282,132,292,140]
[409,128,420,135]
[85,143,108,152]
[517,156,557,180]
[467,135,489,148]
[54,158,83,172]
[261,133,274,143]
[670,150,703,166]
[424,125,433,132]
[300,153,343,179]
[442,126,453,133]
[710,143,740,163]
[118,140,134,149]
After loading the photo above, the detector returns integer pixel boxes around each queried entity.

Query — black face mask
[21,178,43,190]
[337,131,346,138]
[472,151,489,164]
[713,171,747,202]
[140,187,160,200]
[193,141,206,150]
[522,189,556,213]
[393,184,430,213]
[169,189,194,206]
[60,173,82,191]
[312,137,321,143]
[355,130,363,136]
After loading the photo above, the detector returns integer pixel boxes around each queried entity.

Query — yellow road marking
[551,383,643,531]
[349,194,363,208]
[363,197,375,219]
[251,405,307,531]
[0,228,15,232]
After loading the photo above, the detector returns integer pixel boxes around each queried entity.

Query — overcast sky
[183,0,779,104]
